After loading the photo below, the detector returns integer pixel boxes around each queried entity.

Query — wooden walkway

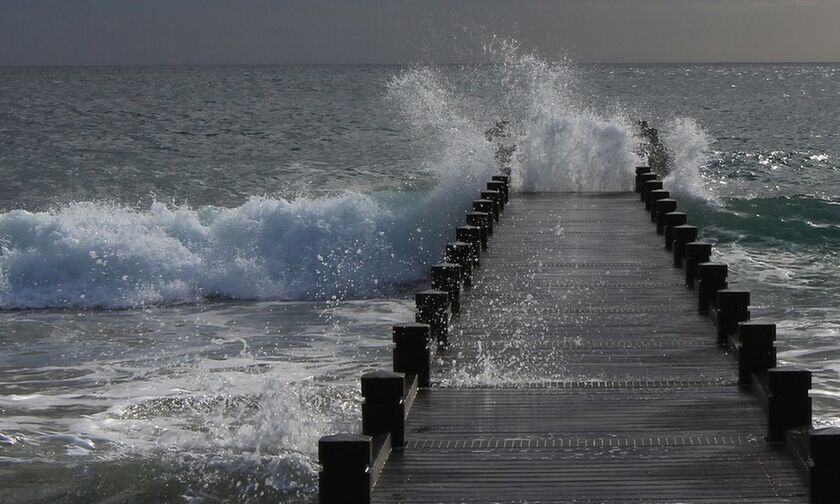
[372,193,807,503]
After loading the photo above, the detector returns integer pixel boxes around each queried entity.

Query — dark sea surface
[0,57,838,502]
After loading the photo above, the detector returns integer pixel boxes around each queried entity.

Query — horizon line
[3,61,840,68]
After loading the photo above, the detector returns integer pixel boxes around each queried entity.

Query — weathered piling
[491,175,510,203]
[714,289,750,346]
[392,323,431,388]
[767,367,812,442]
[445,242,473,286]
[471,201,495,230]
[649,189,669,219]
[479,191,501,221]
[663,212,687,250]
[655,199,678,234]
[737,322,776,386]
[456,225,482,267]
[361,370,406,447]
[431,263,461,313]
[642,179,663,205]
[683,241,712,287]
[486,181,507,210]
[415,290,449,345]
[672,225,698,267]
[635,167,653,192]
[465,211,491,248]
[697,262,727,312]
[810,428,840,503]
[318,434,372,504]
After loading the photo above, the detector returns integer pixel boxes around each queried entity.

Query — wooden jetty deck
[318,168,840,503]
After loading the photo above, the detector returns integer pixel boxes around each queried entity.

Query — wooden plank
[371,192,807,503]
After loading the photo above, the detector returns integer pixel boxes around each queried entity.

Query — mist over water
[1,43,839,502]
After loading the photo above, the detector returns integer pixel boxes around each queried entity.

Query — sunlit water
[1,49,839,502]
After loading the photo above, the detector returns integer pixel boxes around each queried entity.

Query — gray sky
[2,0,840,65]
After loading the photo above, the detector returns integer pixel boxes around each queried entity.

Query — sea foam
[0,41,714,309]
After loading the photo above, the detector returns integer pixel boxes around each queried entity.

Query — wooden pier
[318,165,840,503]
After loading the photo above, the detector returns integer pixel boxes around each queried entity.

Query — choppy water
[1,45,839,502]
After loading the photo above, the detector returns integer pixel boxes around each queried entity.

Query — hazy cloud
[1,0,838,64]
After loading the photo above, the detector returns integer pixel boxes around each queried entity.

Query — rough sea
[1,45,839,502]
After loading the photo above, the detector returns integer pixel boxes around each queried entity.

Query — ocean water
[1,47,839,502]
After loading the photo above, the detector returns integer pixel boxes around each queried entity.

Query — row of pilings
[317,173,510,504]
[638,166,839,504]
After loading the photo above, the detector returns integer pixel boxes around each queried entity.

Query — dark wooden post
[635,166,652,193]
[683,242,712,287]
[697,262,727,312]
[415,290,450,344]
[446,242,473,286]
[431,263,461,313]
[361,370,406,448]
[465,211,491,248]
[318,434,372,504]
[456,225,482,267]
[487,181,507,209]
[491,175,510,203]
[716,289,750,345]
[767,367,812,442]
[393,323,431,388]
[637,171,656,193]
[737,322,776,386]
[672,225,698,267]
[643,180,663,205]
[664,212,687,250]
[472,200,496,228]
[655,199,677,234]
[649,190,669,220]
[479,191,501,221]
[810,427,840,503]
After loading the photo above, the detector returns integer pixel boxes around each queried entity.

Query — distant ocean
[1,47,839,502]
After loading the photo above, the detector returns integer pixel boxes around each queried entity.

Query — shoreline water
[1,60,838,501]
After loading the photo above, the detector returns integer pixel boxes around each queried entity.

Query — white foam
[1,57,502,309]
[661,117,719,203]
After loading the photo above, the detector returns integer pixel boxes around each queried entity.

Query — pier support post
[737,322,776,386]
[664,212,687,250]
[638,172,657,194]
[487,181,507,209]
[672,225,698,267]
[635,166,652,192]
[393,323,431,388]
[480,191,501,220]
[465,211,491,248]
[415,290,450,345]
[649,190,670,220]
[655,199,677,234]
[491,175,510,203]
[431,263,462,313]
[683,242,712,287]
[318,434,372,504]
[643,180,663,206]
[472,200,496,227]
[716,289,750,345]
[767,367,812,442]
[698,262,727,312]
[361,370,406,448]
[456,225,482,268]
[446,242,474,286]
[810,427,840,503]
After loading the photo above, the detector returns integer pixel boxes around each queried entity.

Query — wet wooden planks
[372,193,807,503]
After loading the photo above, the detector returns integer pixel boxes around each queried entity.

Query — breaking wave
[0,39,713,309]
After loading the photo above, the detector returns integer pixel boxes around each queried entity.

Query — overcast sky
[2,0,840,65]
